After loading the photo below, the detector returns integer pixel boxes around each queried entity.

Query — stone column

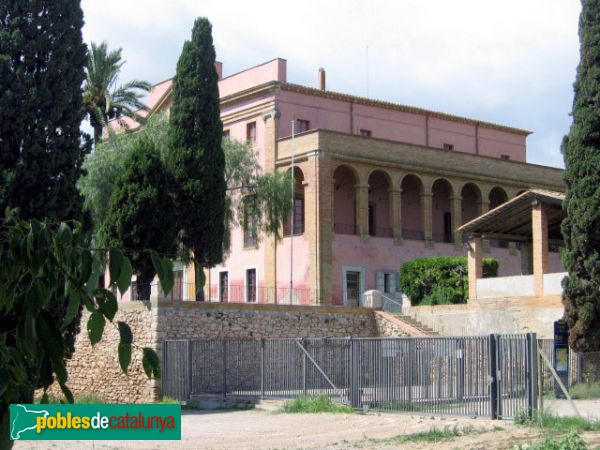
[421,192,433,246]
[532,202,549,296]
[262,107,280,296]
[451,195,463,249]
[331,178,336,236]
[316,155,333,305]
[356,183,369,238]
[390,188,402,243]
[467,237,483,300]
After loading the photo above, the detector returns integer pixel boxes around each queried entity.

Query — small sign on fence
[553,320,569,398]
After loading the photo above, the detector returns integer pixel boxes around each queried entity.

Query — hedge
[399,256,498,305]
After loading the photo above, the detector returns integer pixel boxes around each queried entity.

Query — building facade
[125,58,565,306]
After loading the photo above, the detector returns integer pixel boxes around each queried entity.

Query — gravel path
[12,402,600,450]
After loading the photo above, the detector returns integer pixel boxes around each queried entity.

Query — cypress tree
[102,137,178,301]
[168,17,226,300]
[0,0,91,222]
[561,0,600,352]
[0,1,90,366]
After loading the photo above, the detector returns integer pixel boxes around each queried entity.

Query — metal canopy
[458,189,565,242]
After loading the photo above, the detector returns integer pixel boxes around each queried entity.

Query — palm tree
[83,41,152,144]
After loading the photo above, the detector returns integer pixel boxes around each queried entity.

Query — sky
[81,0,582,168]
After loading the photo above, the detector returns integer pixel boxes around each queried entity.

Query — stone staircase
[392,315,438,335]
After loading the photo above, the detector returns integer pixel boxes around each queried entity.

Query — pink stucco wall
[115,56,527,162]
[329,236,559,306]
[219,58,286,98]
[108,57,540,305]
[275,90,526,160]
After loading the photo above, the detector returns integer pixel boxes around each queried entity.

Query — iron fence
[334,223,358,235]
[163,334,538,419]
[144,282,317,304]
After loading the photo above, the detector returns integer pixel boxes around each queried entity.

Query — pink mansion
[119,58,564,306]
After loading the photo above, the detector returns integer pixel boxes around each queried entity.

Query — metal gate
[162,333,538,419]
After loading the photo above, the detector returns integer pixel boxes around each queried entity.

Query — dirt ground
[13,400,600,450]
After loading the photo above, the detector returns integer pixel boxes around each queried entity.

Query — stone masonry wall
[47,302,158,404]
[52,301,377,404]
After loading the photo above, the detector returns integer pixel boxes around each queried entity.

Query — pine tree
[561,0,600,352]
[0,0,91,222]
[168,17,226,300]
[102,137,178,301]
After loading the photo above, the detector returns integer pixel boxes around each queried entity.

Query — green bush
[156,396,180,404]
[74,394,105,404]
[514,430,588,450]
[279,395,353,413]
[569,381,600,399]
[399,256,498,306]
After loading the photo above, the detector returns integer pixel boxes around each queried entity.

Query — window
[376,271,398,294]
[284,196,305,236]
[169,269,184,301]
[243,196,258,248]
[219,271,229,302]
[345,271,361,307]
[223,129,230,139]
[368,202,376,236]
[296,119,310,133]
[443,143,454,151]
[246,122,256,143]
[246,269,257,303]
[359,129,372,137]
[500,154,510,160]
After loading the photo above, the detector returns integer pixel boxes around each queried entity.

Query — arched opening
[401,174,423,240]
[489,186,509,247]
[432,178,454,243]
[489,186,508,210]
[367,170,392,237]
[461,183,482,225]
[284,167,305,236]
[333,165,358,235]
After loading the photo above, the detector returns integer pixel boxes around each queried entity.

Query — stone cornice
[276,130,564,191]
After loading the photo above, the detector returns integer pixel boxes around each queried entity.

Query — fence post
[457,338,465,401]
[489,334,498,419]
[302,338,308,397]
[350,337,360,408]
[527,333,538,417]
[260,338,265,399]
[222,339,228,399]
[187,340,193,400]
[407,339,413,405]
[162,341,167,399]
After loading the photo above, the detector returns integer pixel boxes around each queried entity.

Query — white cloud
[81,0,581,168]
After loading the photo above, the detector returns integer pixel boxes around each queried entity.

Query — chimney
[318,67,326,91]
[215,61,223,80]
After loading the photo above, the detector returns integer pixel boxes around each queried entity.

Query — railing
[381,294,403,314]
[370,227,393,238]
[334,223,358,235]
[163,334,539,419]
[151,282,317,305]
[432,232,453,243]
[402,229,424,241]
